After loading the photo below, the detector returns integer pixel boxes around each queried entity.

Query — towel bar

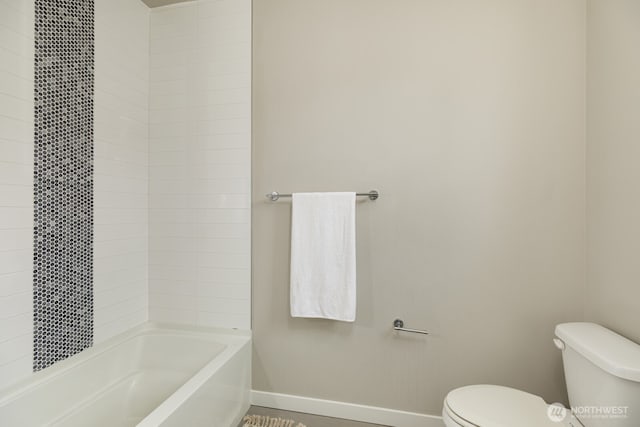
[266,190,379,202]
[393,319,429,335]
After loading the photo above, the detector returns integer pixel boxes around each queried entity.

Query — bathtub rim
[0,322,251,406]
[138,325,251,426]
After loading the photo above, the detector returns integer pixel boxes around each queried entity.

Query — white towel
[290,192,356,322]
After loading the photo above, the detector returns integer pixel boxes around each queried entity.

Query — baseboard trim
[250,390,443,427]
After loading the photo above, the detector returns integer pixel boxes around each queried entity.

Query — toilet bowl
[442,323,640,427]
[442,384,579,427]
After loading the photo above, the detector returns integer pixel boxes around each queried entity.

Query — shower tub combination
[0,323,251,426]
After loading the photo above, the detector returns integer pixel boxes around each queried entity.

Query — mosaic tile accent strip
[33,0,95,371]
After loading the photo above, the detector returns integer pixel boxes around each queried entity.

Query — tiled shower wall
[0,0,251,390]
[0,0,150,389]
[0,0,35,388]
[93,0,149,344]
[148,0,252,329]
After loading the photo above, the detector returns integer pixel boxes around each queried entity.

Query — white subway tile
[0,115,31,144]
[0,0,35,36]
[150,4,197,28]
[94,252,148,276]
[196,119,250,136]
[194,163,250,180]
[149,150,189,166]
[94,266,148,294]
[197,24,250,48]
[191,178,251,195]
[197,267,250,285]
[150,21,196,41]
[0,354,31,389]
[148,0,250,329]
[0,334,31,368]
[195,132,250,150]
[0,312,30,342]
[197,0,250,18]
[149,264,198,282]
[95,142,149,166]
[197,282,250,300]
[194,148,250,165]
[0,271,31,297]
[0,0,33,390]
[0,291,31,319]
[197,311,250,330]
[149,251,197,267]
[95,281,146,310]
[197,87,250,107]
[94,175,148,195]
[196,208,250,224]
[198,223,250,239]
[198,72,250,91]
[0,162,31,185]
[149,164,192,181]
[148,222,198,238]
[190,194,250,209]
[197,238,249,254]
[0,229,32,252]
[149,278,197,295]
[0,71,32,102]
[0,93,32,123]
[95,208,147,225]
[149,209,197,224]
[0,184,32,207]
[94,108,148,140]
[148,237,197,253]
[149,193,193,210]
[94,293,146,325]
[149,306,197,325]
[95,238,148,259]
[150,291,198,311]
[193,57,250,78]
[94,158,148,180]
[0,27,33,58]
[95,223,149,241]
[197,297,250,315]
[94,191,148,209]
[0,207,33,230]
[194,103,250,121]
[196,252,250,270]
[94,309,146,344]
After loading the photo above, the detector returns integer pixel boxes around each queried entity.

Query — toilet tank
[555,323,640,427]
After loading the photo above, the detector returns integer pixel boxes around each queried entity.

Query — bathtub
[0,323,251,427]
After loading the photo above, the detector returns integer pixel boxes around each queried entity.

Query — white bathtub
[0,323,251,427]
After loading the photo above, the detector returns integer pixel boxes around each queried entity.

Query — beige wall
[252,0,586,415]
[586,0,640,342]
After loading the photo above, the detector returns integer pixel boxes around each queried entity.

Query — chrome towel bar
[266,190,379,202]
[393,319,429,335]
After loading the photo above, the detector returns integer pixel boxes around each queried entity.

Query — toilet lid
[445,385,563,427]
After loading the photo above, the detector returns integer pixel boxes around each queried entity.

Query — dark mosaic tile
[33,0,95,371]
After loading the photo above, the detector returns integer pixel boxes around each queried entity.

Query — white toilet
[443,322,640,427]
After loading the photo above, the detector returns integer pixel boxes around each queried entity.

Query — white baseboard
[250,390,443,427]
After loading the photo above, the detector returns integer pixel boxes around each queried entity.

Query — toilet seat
[443,384,570,427]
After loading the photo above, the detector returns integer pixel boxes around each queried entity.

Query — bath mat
[242,414,306,427]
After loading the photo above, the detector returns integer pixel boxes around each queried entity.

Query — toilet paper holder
[393,319,429,335]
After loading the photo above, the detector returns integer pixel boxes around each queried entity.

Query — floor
[238,406,390,427]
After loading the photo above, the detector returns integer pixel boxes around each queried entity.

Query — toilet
[443,323,640,427]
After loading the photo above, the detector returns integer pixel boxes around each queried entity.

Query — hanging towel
[290,192,357,322]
